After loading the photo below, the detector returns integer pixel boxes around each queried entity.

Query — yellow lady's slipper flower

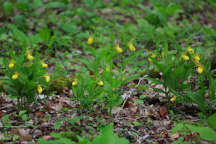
[41,61,48,68]
[186,46,194,54]
[194,54,200,64]
[181,53,189,61]
[115,44,123,53]
[161,51,165,58]
[148,57,152,62]
[12,72,19,80]
[37,84,43,94]
[128,42,136,52]
[87,36,93,45]
[44,75,50,83]
[148,53,156,62]
[170,95,177,102]
[72,78,78,86]
[151,53,156,58]
[9,60,15,68]
[27,53,34,61]
[97,80,104,86]
[197,65,204,74]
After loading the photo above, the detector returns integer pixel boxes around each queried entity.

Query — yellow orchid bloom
[12,72,19,80]
[87,36,93,45]
[9,60,15,68]
[194,54,200,64]
[128,42,136,52]
[181,53,189,61]
[27,53,34,61]
[170,95,177,102]
[72,78,78,86]
[115,44,123,53]
[37,84,43,94]
[197,65,204,74]
[97,80,104,86]
[44,75,50,83]
[186,46,194,54]
[41,61,48,68]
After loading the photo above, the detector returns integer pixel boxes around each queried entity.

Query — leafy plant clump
[1,50,51,109]
[38,123,129,144]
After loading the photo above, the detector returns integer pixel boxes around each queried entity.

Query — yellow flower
[128,42,136,52]
[151,53,156,58]
[161,51,165,58]
[181,53,189,61]
[186,46,194,54]
[148,57,152,62]
[97,80,104,86]
[12,72,19,80]
[44,75,50,83]
[194,54,200,64]
[87,36,93,45]
[41,61,48,68]
[37,84,43,94]
[197,65,204,74]
[9,60,15,68]
[27,53,34,61]
[115,44,123,53]
[72,78,78,86]
[170,95,177,102]
[148,53,156,62]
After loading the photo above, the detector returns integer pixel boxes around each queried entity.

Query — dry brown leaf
[50,103,63,111]
[41,135,52,140]
[169,132,180,140]
[35,112,45,118]
[130,105,138,114]
[159,106,168,118]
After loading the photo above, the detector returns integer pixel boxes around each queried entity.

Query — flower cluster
[8,51,50,94]
[115,42,136,54]
[182,46,204,74]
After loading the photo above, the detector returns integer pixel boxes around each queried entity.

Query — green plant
[18,110,28,121]
[139,1,182,27]
[0,114,12,128]
[1,50,51,109]
[146,44,216,113]
[72,70,104,111]
[38,123,129,144]
[172,113,216,143]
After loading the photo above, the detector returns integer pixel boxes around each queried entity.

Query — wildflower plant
[146,44,216,113]
[72,70,104,111]
[1,50,50,109]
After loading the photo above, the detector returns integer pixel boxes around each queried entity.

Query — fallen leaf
[159,106,168,118]
[0,112,4,118]
[35,112,45,118]
[50,103,63,111]
[41,135,52,140]
[169,132,180,140]
[130,105,138,114]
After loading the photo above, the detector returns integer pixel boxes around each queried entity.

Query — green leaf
[19,110,27,116]
[172,123,184,133]
[186,124,216,141]
[45,2,67,9]
[207,113,216,129]
[144,77,163,85]
[167,3,181,15]
[93,123,129,144]
[3,1,13,15]
[54,121,62,130]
